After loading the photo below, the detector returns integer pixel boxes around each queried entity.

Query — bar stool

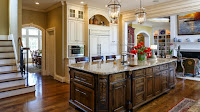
[92,56,104,62]
[75,57,89,63]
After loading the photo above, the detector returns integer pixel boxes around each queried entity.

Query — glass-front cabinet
[68,5,84,20]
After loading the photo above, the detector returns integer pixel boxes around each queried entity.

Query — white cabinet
[68,20,85,44]
[110,24,119,55]
[68,5,84,21]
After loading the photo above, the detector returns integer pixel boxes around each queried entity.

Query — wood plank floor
[0,73,200,112]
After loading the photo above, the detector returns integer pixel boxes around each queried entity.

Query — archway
[136,31,150,47]
[21,23,46,76]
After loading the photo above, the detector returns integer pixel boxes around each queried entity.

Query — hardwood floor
[0,73,200,112]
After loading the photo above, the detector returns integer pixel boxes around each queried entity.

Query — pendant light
[135,0,146,24]
[108,0,121,21]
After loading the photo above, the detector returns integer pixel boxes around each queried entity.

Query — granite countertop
[68,58,177,75]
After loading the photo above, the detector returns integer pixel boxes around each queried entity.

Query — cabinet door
[146,75,154,99]
[99,36,110,55]
[111,25,118,43]
[76,21,85,44]
[169,68,175,88]
[154,72,161,95]
[133,77,145,106]
[161,70,169,92]
[74,83,94,112]
[77,10,84,20]
[90,36,98,56]
[68,20,76,44]
[68,8,76,20]
[110,81,126,112]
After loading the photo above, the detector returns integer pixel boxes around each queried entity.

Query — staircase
[0,37,35,99]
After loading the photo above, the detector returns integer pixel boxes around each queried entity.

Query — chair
[183,58,199,77]
[75,57,89,63]
[106,55,116,60]
[92,56,104,62]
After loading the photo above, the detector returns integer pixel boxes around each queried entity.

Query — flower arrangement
[130,42,152,61]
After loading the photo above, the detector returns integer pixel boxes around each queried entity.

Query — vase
[138,54,146,61]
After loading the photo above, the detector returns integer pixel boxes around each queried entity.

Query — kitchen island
[68,58,177,112]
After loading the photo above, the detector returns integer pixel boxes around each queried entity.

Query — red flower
[130,50,137,55]
[140,52,143,55]
[140,42,144,45]
[135,50,138,54]
[150,53,152,56]
[138,45,141,49]
[147,53,150,58]
[147,47,151,50]
[134,46,138,49]
[144,49,148,53]
[138,43,141,46]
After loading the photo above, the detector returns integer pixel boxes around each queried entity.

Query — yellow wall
[47,6,63,76]
[22,9,47,29]
[0,0,9,35]
[130,24,153,45]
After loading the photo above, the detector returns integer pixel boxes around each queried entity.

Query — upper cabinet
[68,5,84,21]
[67,4,85,44]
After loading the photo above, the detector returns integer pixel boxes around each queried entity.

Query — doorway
[46,28,56,77]
[136,32,150,47]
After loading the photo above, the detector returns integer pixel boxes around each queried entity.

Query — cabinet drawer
[146,68,153,75]
[160,64,169,71]
[153,66,160,73]
[136,84,145,94]
[110,72,125,83]
[74,83,94,112]
[135,77,145,85]
[133,69,145,77]
[74,71,94,88]
[169,62,176,68]
[135,93,145,105]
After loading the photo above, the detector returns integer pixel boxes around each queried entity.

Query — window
[78,11,83,19]
[22,27,42,52]
[70,9,75,17]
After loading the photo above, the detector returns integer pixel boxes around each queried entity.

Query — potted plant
[130,42,152,61]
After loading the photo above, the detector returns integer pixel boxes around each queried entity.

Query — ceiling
[22,0,173,12]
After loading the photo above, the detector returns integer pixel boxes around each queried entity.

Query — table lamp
[150,45,157,60]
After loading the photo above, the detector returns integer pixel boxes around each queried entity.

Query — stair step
[0,65,17,72]
[0,45,13,47]
[0,63,16,67]
[0,85,35,99]
[0,40,12,41]
[0,52,15,58]
[0,51,14,53]
[0,57,15,60]
[0,70,20,75]
[0,77,23,83]
[0,59,15,65]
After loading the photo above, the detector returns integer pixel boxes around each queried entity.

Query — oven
[68,45,84,57]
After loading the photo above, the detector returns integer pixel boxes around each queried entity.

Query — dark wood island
[68,58,177,112]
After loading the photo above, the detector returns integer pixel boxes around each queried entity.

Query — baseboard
[54,74,66,83]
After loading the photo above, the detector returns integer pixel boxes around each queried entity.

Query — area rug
[25,64,41,73]
[168,98,196,112]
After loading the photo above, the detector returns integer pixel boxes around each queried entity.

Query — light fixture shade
[135,7,146,24]
[108,0,121,21]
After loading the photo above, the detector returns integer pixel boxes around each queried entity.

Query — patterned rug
[25,64,41,73]
[168,98,196,112]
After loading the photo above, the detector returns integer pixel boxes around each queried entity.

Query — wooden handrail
[18,37,23,47]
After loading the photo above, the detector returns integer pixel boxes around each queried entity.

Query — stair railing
[18,37,30,86]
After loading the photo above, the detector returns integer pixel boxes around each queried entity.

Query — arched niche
[89,14,110,26]
[136,31,151,47]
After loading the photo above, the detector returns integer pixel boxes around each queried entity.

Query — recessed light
[80,1,84,4]
[35,2,39,5]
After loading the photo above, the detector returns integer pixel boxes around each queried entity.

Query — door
[99,36,110,56]
[90,35,98,57]
[154,72,161,95]
[68,20,76,44]
[46,28,56,76]
[110,81,126,112]
[76,21,85,44]
[146,75,154,99]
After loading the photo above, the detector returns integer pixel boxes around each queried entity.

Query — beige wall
[22,9,47,29]
[47,6,63,76]
[0,0,9,35]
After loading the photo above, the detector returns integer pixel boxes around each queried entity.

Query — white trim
[54,74,67,83]
[136,31,151,47]
[22,23,46,76]
[0,35,8,40]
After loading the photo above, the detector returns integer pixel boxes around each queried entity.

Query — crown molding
[22,6,46,12]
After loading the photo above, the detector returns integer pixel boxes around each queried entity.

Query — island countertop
[68,58,177,75]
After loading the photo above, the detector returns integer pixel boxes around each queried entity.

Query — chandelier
[135,0,146,24]
[108,0,121,21]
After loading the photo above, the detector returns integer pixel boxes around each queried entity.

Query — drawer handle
[80,78,87,81]
[75,89,87,95]
[75,76,80,79]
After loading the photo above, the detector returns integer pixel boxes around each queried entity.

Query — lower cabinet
[154,72,161,95]
[133,77,145,106]
[146,75,154,100]
[73,83,94,112]
[109,80,127,112]
[161,70,169,92]
[169,68,175,88]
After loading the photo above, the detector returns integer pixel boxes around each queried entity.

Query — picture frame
[178,12,200,35]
